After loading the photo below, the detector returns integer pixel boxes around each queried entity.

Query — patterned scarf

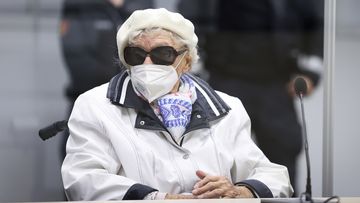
[153,75,197,144]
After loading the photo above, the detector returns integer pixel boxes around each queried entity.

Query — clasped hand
[165,170,254,199]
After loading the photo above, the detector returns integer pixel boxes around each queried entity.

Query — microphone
[295,77,308,97]
[294,77,312,201]
[38,120,68,141]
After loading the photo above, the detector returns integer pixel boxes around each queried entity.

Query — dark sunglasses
[124,46,186,66]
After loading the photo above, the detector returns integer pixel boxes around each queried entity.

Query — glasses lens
[150,46,178,65]
[124,46,183,66]
[124,47,147,66]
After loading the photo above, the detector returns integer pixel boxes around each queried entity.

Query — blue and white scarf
[154,75,197,143]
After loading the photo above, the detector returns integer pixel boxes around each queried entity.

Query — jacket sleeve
[61,93,156,200]
[226,96,294,198]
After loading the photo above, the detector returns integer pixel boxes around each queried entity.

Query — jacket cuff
[235,179,273,198]
[123,183,158,200]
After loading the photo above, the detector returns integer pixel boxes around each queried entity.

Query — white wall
[332,0,360,196]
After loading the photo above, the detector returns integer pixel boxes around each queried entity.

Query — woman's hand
[192,170,254,199]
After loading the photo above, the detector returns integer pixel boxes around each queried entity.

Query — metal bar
[322,0,336,197]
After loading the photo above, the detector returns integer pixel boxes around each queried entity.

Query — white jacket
[62,71,293,200]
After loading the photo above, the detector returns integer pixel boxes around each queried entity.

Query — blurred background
[0,0,359,202]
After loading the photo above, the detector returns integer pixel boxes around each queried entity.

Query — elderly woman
[61,8,293,200]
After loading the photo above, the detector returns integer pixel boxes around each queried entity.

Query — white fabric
[143,191,157,200]
[62,83,293,200]
[116,8,198,67]
[297,54,323,75]
[130,64,179,103]
[143,191,167,200]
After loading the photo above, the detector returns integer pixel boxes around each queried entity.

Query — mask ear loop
[172,51,189,86]
[126,67,132,76]
[173,50,188,70]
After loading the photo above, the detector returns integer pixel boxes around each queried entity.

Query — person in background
[59,0,153,158]
[178,0,324,195]
[61,8,293,200]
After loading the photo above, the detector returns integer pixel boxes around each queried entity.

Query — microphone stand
[294,77,338,203]
[298,92,312,202]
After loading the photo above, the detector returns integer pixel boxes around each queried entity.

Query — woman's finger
[197,188,225,199]
[194,174,221,189]
[195,170,207,179]
[193,180,223,195]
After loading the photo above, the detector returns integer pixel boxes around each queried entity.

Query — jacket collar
[106,68,231,133]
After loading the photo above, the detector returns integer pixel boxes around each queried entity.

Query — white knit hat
[116,8,199,67]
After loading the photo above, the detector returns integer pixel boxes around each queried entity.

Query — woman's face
[131,31,191,77]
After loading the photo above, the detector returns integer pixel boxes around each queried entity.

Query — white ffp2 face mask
[130,64,179,103]
[129,51,187,103]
